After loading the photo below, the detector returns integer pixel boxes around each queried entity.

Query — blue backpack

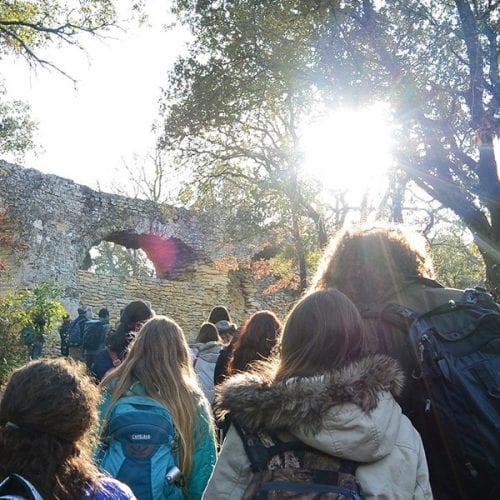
[98,394,183,500]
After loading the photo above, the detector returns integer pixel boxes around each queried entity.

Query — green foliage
[0,282,65,383]
[20,282,66,329]
[90,241,154,278]
[0,0,117,67]
[0,0,119,158]
[161,1,339,289]
[0,83,36,158]
[429,226,486,290]
[165,0,499,296]
[0,290,29,383]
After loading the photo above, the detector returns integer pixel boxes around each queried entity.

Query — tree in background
[90,240,154,278]
[0,0,120,158]
[0,0,117,76]
[0,83,36,158]
[308,0,499,296]
[164,0,499,297]
[0,282,65,383]
[160,1,361,290]
[430,223,486,290]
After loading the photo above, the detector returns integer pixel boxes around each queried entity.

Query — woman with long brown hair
[0,358,134,499]
[226,310,282,376]
[99,316,217,499]
[203,289,432,499]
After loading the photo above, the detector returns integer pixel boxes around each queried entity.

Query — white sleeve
[202,424,253,500]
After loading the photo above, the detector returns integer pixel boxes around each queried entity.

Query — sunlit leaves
[90,241,154,278]
[0,0,117,73]
[0,83,37,157]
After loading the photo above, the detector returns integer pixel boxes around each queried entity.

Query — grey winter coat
[190,341,223,404]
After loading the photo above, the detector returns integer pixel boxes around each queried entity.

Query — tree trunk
[473,227,500,301]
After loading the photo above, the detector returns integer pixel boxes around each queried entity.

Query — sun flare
[300,103,394,193]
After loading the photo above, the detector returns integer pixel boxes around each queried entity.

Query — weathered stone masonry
[0,161,296,335]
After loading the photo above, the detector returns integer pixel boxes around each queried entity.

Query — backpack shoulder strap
[107,348,122,367]
[232,421,359,478]
[232,421,281,473]
[0,474,43,500]
[360,303,418,332]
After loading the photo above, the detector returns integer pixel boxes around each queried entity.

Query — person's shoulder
[392,278,463,312]
[85,477,136,499]
[422,285,463,304]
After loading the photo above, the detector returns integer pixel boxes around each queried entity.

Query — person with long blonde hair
[99,316,217,499]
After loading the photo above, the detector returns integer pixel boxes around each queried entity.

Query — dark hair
[105,329,132,352]
[227,310,282,375]
[207,305,231,324]
[115,300,153,337]
[196,322,221,343]
[311,225,434,305]
[98,308,109,319]
[274,289,369,381]
[0,359,102,498]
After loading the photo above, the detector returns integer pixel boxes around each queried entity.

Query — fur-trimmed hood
[216,355,406,463]
[205,355,433,498]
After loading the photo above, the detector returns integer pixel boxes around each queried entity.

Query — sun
[300,103,394,194]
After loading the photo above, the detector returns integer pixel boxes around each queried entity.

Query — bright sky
[300,102,394,198]
[2,0,189,191]
[2,0,498,200]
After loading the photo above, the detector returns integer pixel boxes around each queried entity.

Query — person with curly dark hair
[310,224,465,499]
[226,310,282,376]
[310,225,463,385]
[0,358,135,499]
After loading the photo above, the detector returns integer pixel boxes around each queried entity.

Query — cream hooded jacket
[203,355,432,500]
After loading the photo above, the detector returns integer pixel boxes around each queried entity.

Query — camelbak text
[131,433,151,440]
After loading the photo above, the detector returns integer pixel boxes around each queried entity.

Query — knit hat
[214,320,236,333]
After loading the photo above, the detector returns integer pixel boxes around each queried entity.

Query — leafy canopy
[164,0,499,295]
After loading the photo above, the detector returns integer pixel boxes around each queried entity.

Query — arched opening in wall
[80,231,197,279]
[84,241,155,278]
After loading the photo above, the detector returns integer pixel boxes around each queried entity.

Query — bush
[0,283,65,384]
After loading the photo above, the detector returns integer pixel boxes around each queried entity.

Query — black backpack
[82,320,108,351]
[0,474,43,500]
[362,287,500,499]
[68,316,87,346]
[233,422,362,500]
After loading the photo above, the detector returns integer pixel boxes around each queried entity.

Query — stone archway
[0,161,206,312]
[92,231,197,278]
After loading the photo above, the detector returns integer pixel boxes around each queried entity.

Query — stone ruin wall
[0,161,298,340]
[77,266,296,341]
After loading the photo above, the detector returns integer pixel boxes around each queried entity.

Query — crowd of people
[1,224,498,499]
